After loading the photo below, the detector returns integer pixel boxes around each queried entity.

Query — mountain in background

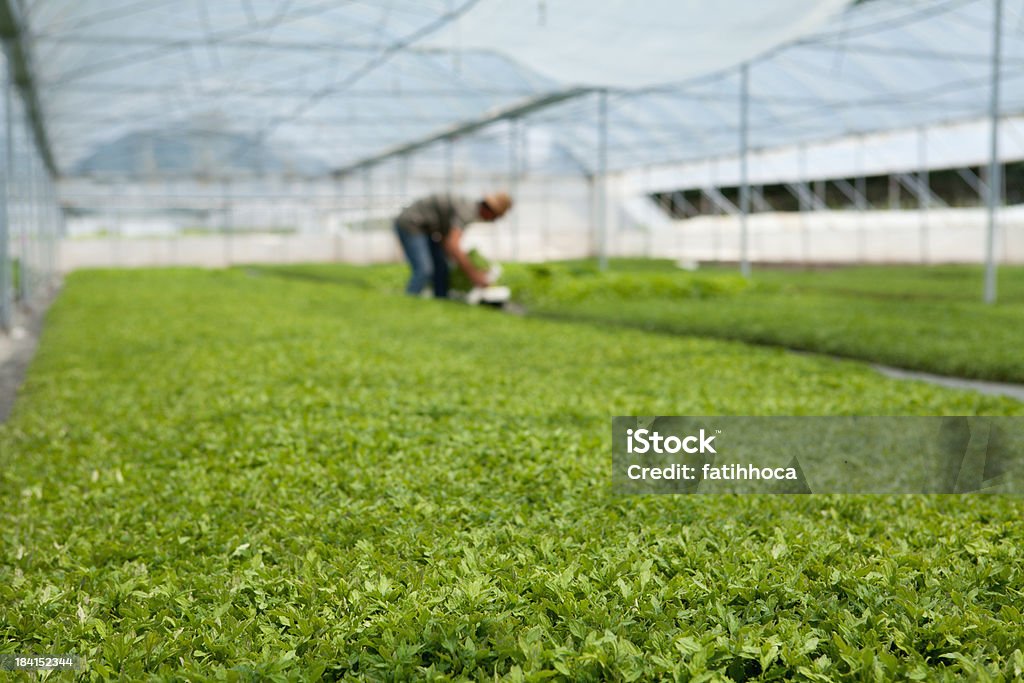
[73,128,328,177]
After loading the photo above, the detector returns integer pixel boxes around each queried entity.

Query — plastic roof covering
[510,0,1024,175]
[18,0,1024,179]
[417,0,850,89]
[26,0,555,175]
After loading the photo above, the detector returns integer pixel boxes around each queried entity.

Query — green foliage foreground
[2,268,1023,680]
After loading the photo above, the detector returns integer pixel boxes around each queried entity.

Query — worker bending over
[394,191,512,298]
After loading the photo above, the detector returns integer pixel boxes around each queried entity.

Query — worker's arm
[444,227,490,288]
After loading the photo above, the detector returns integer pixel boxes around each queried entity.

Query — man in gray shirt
[394,191,512,298]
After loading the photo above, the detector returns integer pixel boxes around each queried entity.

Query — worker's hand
[445,229,492,288]
[470,270,491,288]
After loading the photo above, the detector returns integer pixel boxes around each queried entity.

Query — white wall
[613,205,1024,264]
[59,204,1024,271]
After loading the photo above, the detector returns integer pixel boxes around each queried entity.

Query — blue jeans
[395,224,450,297]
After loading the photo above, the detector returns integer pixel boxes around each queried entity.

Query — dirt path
[872,364,1024,403]
[0,291,57,422]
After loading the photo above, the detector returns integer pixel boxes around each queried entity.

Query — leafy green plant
[449,248,495,292]
[1,267,1022,680]
[502,261,1024,383]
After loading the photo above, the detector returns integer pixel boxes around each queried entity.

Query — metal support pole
[0,67,12,330]
[42,172,51,290]
[542,163,551,261]
[43,171,50,288]
[222,178,232,266]
[587,174,595,260]
[445,138,455,194]
[855,136,868,263]
[509,118,520,261]
[32,160,41,290]
[918,126,929,264]
[165,176,178,264]
[41,158,50,288]
[798,144,809,265]
[398,154,409,203]
[519,121,542,259]
[51,177,58,282]
[596,89,609,270]
[113,180,123,269]
[40,159,48,289]
[363,166,373,264]
[673,192,685,259]
[333,175,345,263]
[52,177,58,285]
[25,137,36,306]
[38,169,47,291]
[45,174,52,287]
[50,177,57,286]
[520,121,530,258]
[748,186,764,213]
[675,191,697,217]
[739,63,751,278]
[984,0,1003,304]
[854,174,868,258]
[16,123,26,303]
[707,190,722,261]
[36,157,43,291]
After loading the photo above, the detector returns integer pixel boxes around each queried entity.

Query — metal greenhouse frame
[1,0,1023,318]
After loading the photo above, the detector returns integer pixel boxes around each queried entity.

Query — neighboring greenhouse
[3,2,1024,679]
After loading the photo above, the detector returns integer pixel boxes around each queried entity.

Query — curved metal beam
[332,87,592,178]
[0,0,57,175]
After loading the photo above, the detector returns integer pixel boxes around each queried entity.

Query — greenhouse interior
[2,0,1024,679]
